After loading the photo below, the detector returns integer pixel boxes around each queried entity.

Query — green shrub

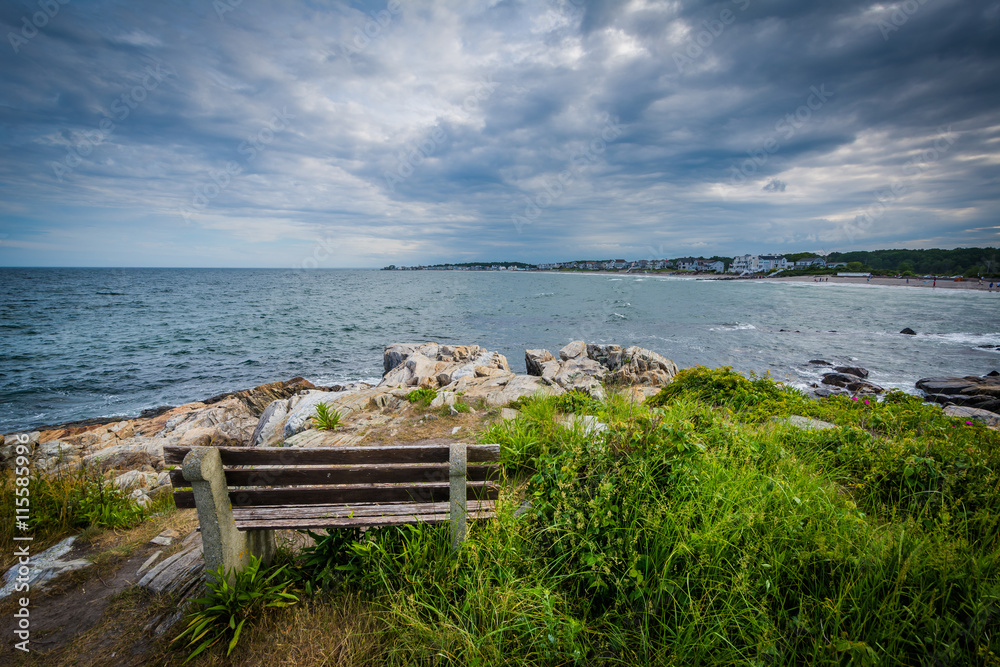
[311,402,342,430]
[271,372,1000,665]
[292,527,364,596]
[173,556,298,662]
[0,466,161,553]
[406,387,437,407]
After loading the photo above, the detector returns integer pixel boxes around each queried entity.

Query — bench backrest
[164,444,501,508]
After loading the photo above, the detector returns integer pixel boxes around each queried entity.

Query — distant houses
[381,253,835,275]
[728,254,825,274]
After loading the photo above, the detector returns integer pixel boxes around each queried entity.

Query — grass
[0,465,172,566]
[155,367,1000,664]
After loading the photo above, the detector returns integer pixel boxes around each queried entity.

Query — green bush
[406,387,437,407]
[173,556,298,662]
[0,466,163,552]
[264,373,1000,665]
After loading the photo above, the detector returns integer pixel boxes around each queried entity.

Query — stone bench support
[449,443,468,550]
[181,447,274,583]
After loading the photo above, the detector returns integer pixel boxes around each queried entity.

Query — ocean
[1,267,998,433]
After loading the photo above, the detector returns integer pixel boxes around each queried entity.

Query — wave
[709,323,757,331]
[917,332,1000,347]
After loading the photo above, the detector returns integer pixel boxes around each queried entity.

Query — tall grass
[0,465,169,555]
[244,368,1000,665]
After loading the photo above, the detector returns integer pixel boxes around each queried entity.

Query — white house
[794,257,827,268]
[729,254,757,273]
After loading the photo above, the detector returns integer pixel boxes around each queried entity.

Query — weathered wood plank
[172,481,500,508]
[232,500,496,520]
[164,444,500,466]
[233,511,496,531]
[168,463,500,489]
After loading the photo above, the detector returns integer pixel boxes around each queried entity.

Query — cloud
[0,0,998,267]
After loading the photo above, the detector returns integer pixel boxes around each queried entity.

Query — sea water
[1,268,997,432]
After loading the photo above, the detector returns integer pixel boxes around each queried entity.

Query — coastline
[769,274,1000,291]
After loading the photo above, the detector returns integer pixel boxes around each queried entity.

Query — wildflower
[965,420,973,425]
[863,400,870,405]
[851,396,859,401]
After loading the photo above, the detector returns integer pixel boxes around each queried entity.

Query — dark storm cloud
[0,0,997,267]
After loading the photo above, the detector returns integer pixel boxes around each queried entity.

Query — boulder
[204,376,317,416]
[81,443,157,472]
[114,469,157,491]
[525,349,555,376]
[250,399,288,447]
[283,391,340,439]
[821,373,858,388]
[943,405,1000,429]
[808,360,832,366]
[915,377,977,395]
[404,354,438,386]
[562,414,608,437]
[553,357,606,389]
[0,536,92,601]
[587,344,625,369]
[430,391,457,408]
[846,380,883,395]
[833,366,869,379]
[380,343,510,390]
[900,327,917,335]
[483,374,564,406]
[773,415,838,431]
[176,426,242,448]
[34,440,81,471]
[383,343,438,374]
[559,340,588,361]
[915,374,1000,415]
[610,346,678,385]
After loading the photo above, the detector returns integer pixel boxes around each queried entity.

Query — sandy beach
[770,275,1000,291]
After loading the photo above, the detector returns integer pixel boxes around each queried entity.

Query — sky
[1,0,998,268]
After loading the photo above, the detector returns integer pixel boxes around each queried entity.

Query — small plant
[292,527,365,596]
[311,402,342,430]
[173,556,298,662]
[452,400,471,413]
[406,387,437,407]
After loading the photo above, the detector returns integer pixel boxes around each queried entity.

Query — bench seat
[230,500,497,530]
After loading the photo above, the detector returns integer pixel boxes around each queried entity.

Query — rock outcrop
[820,367,883,394]
[0,393,264,505]
[525,341,678,398]
[381,343,510,389]
[917,374,1000,415]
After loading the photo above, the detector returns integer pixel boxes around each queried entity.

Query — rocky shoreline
[2,341,998,504]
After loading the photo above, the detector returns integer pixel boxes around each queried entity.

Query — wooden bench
[163,444,500,580]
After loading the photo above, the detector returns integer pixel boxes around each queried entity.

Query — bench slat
[172,481,500,508]
[233,500,496,520]
[168,463,500,489]
[164,443,500,466]
[233,510,496,531]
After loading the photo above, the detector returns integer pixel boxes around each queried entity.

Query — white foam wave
[709,323,757,331]
[919,332,1000,347]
